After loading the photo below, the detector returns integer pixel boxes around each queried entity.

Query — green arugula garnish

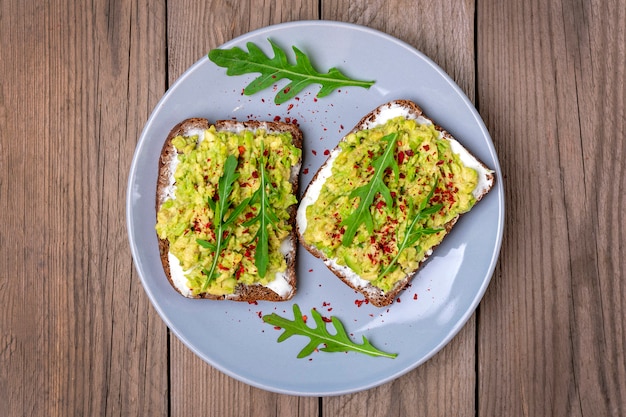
[377,181,444,279]
[243,143,279,277]
[263,304,397,359]
[196,155,250,291]
[208,39,375,104]
[341,133,399,246]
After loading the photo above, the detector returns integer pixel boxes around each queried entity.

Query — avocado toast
[156,118,302,301]
[296,100,495,307]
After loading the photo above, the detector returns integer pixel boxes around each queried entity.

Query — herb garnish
[340,132,399,246]
[208,39,375,104]
[243,143,279,277]
[196,155,250,291]
[377,181,443,279]
[263,304,397,359]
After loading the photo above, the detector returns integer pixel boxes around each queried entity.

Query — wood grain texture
[477,0,626,415]
[321,1,478,416]
[165,2,320,416]
[0,0,169,416]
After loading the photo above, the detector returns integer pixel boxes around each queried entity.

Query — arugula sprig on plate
[263,304,397,359]
[208,39,375,104]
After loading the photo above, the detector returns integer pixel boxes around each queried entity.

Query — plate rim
[126,19,505,396]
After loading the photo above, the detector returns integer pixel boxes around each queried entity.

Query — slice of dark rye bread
[156,118,303,301]
[296,100,495,307]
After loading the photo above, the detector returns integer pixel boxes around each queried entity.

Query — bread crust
[297,100,495,307]
[156,118,302,301]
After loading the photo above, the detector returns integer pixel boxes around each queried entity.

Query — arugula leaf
[197,155,250,291]
[377,180,444,279]
[208,39,375,104]
[243,143,280,277]
[341,133,399,246]
[263,304,397,359]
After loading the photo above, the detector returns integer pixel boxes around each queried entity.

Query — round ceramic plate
[127,20,504,396]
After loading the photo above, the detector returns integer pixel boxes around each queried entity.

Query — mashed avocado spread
[155,126,301,296]
[303,116,478,292]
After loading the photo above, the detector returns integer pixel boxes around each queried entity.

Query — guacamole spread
[156,126,301,296]
[302,116,479,292]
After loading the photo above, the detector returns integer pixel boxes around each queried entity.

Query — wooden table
[2,0,625,416]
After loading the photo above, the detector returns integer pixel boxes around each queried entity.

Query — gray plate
[127,20,504,396]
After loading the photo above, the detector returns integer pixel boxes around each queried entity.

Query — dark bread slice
[156,118,302,301]
[296,100,495,307]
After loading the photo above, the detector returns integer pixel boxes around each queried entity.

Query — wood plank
[477,0,626,415]
[0,0,169,415]
[321,1,478,416]
[165,2,320,416]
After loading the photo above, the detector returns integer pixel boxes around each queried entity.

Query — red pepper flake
[396,297,401,303]
[238,145,245,154]
[302,315,308,323]
[340,124,344,129]
[251,170,259,178]
[235,264,245,279]
[397,151,405,164]
[287,104,294,111]
[423,144,430,151]
[405,149,414,157]
[273,326,281,330]
[283,87,291,94]
[273,115,281,122]
[285,117,291,123]
[303,168,309,175]
[313,97,318,102]
[436,160,444,166]
[323,149,330,156]
[322,316,332,323]
[354,299,369,307]
[308,269,313,272]
[413,293,418,300]
[312,150,317,155]
[248,301,258,305]
[257,311,263,318]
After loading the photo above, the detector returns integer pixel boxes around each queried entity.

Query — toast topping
[301,116,479,292]
[156,126,301,296]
